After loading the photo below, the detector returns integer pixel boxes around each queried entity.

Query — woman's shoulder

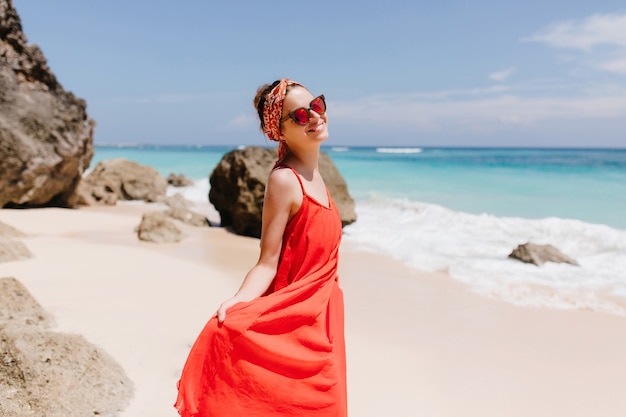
[267,166,302,196]
[265,166,304,215]
[269,166,299,186]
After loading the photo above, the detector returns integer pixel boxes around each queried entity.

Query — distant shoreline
[93,143,626,151]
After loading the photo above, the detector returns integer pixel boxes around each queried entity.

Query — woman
[175,79,347,416]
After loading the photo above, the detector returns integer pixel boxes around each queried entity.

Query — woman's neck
[284,149,320,179]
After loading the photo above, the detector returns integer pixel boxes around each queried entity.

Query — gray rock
[137,211,184,243]
[163,192,194,209]
[0,276,133,417]
[209,146,357,238]
[167,207,210,227]
[0,276,53,327]
[0,220,32,263]
[0,236,32,263]
[166,173,194,187]
[318,150,358,227]
[78,158,168,205]
[0,1,95,208]
[0,220,24,238]
[508,242,579,266]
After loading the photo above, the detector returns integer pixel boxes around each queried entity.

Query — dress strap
[275,164,305,195]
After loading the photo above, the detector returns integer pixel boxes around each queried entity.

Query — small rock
[163,193,194,209]
[166,173,194,187]
[167,207,210,227]
[77,159,167,205]
[137,211,184,243]
[508,242,579,266]
[0,237,33,263]
[0,221,25,238]
[0,221,31,264]
[0,277,54,329]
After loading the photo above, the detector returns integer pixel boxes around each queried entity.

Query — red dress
[175,167,347,417]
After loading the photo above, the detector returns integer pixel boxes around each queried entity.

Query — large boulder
[77,158,168,205]
[209,146,357,238]
[508,242,579,266]
[0,0,95,208]
[0,277,133,417]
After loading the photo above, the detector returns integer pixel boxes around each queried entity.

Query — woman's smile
[307,120,325,133]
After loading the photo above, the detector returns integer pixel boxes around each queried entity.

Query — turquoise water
[92,145,229,180]
[326,147,626,230]
[92,144,626,315]
[93,145,626,230]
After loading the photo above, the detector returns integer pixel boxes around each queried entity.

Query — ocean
[92,145,626,316]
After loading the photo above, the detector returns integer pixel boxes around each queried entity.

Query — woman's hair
[253,79,306,165]
[253,80,303,134]
[253,81,278,133]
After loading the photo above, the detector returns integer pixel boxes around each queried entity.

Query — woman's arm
[216,168,301,322]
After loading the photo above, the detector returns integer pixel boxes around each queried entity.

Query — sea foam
[172,177,626,316]
[342,194,626,316]
[376,147,422,154]
[167,178,210,202]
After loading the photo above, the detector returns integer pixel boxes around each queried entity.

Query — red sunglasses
[282,95,326,125]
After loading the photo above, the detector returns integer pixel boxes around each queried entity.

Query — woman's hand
[216,296,241,323]
[215,168,299,324]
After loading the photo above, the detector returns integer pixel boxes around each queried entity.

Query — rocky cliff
[0,0,94,207]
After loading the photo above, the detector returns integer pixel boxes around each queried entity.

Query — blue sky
[13,0,626,147]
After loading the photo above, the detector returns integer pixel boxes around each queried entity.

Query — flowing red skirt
[175,180,347,416]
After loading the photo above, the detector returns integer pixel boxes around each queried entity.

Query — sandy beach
[2,204,626,417]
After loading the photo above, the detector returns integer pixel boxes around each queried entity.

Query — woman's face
[280,86,329,147]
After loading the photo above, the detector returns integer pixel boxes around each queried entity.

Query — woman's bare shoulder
[268,166,300,190]
[265,167,302,209]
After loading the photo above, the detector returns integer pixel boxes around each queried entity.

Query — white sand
[1,205,626,417]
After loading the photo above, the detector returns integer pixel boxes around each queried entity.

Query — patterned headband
[263,78,303,140]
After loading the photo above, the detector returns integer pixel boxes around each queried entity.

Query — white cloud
[597,58,626,74]
[331,88,626,133]
[524,12,626,77]
[525,12,626,51]
[488,68,515,82]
